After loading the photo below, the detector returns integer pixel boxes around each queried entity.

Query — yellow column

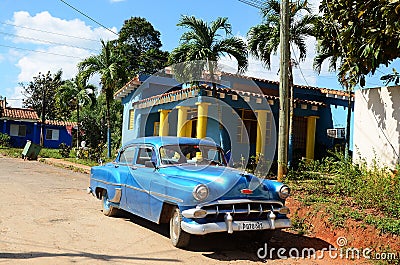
[185,120,193,138]
[176,106,189,137]
[158,109,170,136]
[196,102,211,139]
[306,116,318,160]
[256,110,268,159]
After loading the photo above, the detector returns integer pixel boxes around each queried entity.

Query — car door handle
[130,166,137,170]
[114,165,119,168]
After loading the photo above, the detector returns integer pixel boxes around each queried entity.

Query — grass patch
[0,146,113,168]
[288,151,400,235]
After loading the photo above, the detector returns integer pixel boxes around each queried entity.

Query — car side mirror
[145,161,156,168]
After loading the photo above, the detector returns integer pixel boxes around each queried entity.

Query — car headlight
[193,184,209,201]
[278,185,290,199]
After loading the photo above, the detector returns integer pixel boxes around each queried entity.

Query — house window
[128,109,135,130]
[46,129,59,141]
[10,124,26,137]
[236,109,257,144]
[153,122,160,136]
[236,109,272,145]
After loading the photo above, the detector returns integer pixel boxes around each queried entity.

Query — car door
[115,145,136,211]
[125,144,158,220]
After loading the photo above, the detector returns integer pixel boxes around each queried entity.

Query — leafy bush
[0,133,10,147]
[58,143,71,158]
[77,144,105,162]
[289,151,400,233]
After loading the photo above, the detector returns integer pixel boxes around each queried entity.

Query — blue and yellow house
[114,71,352,165]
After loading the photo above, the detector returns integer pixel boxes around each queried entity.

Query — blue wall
[1,120,72,148]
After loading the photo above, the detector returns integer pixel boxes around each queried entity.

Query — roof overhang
[114,79,141,100]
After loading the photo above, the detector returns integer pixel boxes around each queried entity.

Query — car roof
[123,136,221,149]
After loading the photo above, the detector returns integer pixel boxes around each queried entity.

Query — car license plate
[237,221,264,231]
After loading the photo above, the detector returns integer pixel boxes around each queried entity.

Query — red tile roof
[221,72,354,97]
[3,107,39,120]
[45,120,77,127]
[0,101,77,127]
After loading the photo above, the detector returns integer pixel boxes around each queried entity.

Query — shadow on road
[0,251,180,262]
[119,210,332,262]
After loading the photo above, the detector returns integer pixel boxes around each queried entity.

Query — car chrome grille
[200,202,283,222]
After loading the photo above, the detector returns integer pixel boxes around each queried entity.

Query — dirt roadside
[0,156,368,264]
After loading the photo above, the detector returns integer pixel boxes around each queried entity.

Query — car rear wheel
[101,190,119,217]
[170,207,190,248]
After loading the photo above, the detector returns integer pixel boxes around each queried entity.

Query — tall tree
[58,73,96,150]
[169,15,248,79]
[313,0,400,156]
[115,17,169,78]
[79,40,124,158]
[21,70,63,146]
[314,0,400,88]
[247,0,316,172]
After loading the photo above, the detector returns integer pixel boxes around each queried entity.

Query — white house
[353,86,400,168]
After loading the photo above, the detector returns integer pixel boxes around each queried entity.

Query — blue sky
[0,0,399,119]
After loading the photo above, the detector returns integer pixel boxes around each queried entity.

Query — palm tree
[58,73,96,152]
[170,16,248,81]
[78,40,124,158]
[247,0,316,166]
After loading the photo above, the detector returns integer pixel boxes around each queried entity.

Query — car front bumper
[181,217,291,235]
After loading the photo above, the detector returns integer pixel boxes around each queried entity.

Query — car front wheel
[170,207,190,248]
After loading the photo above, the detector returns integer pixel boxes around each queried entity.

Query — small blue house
[114,72,353,165]
[0,99,76,148]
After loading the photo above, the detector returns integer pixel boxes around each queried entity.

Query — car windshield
[159,144,227,166]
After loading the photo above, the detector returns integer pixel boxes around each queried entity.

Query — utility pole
[277,0,290,182]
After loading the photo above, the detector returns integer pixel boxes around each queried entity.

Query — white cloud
[5,11,118,106]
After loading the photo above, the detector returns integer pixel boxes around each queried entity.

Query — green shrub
[0,133,10,147]
[58,143,71,158]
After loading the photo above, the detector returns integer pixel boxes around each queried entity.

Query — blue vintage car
[88,136,291,248]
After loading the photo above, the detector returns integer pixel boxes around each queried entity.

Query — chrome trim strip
[109,188,122,203]
[181,218,291,235]
[91,178,121,187]
[125,185,149,194]
[150,191,183,203]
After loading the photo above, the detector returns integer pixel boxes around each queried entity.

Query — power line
[58,0,118,36]
[0,21,100,42]
[238,0,265,10]
[0,43,86,59]
[290,43,310,86]
[0,31,100,52]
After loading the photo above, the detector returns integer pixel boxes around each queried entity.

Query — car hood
[158,165,274,203]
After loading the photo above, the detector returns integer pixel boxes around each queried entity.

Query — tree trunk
[345,87,352,159]
[40,89,46,146]
[277,0,290,182]
[106,94,112,158]
[76,102,79,152]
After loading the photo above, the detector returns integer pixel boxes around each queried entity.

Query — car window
[160,144,227,166]
[119,146,136,164]
[135,147,156,165]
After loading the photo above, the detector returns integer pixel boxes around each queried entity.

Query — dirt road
[0,156,363,264]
